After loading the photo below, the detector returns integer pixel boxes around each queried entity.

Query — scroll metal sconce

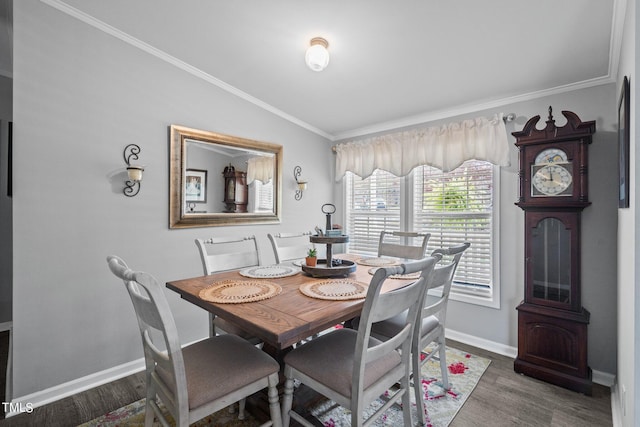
[294,165,307,201]
[123,144,144,197]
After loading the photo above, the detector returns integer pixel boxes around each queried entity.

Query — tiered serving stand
[301,234,356,277]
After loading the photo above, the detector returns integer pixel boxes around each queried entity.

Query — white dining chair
[195,236,262,342]
[195,235,263,420]
[267,231,314,264]
[377,231,431,260]
[281,256,440,427]
[369,242,470,426]
[106,255,282,427]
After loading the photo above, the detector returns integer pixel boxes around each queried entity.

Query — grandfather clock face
[531,148,573,197]
[517,140,589,208]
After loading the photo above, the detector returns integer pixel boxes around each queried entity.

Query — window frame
[343,163,501,309]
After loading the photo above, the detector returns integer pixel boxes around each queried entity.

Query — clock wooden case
[222,164,248,213]
[513,107,595,395]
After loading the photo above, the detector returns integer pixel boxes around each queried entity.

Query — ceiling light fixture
[305,37,330,72]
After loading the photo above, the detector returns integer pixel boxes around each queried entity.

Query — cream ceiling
[39,0,622,140]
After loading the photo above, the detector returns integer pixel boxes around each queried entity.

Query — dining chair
[281,256,440,427]
[194,236,262,342]
[106,255,283,427]
[267,231,314,264]
[195,235,263,419]
[377,231,431,260]
[369,242,470,426]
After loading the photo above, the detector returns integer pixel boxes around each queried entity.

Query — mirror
[169,125,282,228]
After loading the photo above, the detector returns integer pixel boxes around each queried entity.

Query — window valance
[246,156,274,184]
[335,113,510,181]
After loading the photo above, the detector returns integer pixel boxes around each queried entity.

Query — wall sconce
[305,37,330,72]
[294,165,307,200]
[123,144,144,197]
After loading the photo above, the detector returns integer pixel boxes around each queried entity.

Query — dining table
[165,253,415,357]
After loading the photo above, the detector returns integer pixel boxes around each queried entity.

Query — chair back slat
[267,231,314,264]
[378,231,430,260]
[195,236,261,275]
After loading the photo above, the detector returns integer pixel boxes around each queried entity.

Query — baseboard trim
[5,337,203,418]
[0,321,12,332]
[610,382,623,426]
[5,358,145,418]
[446,328,517,358]
[445,328,615,387]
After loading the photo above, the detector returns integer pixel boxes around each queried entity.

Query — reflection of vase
[305,256,317,267]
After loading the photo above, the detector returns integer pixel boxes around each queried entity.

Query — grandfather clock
[513,107,595,395]
[222,164,248,213]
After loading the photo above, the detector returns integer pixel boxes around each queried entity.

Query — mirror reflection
[170,125,282,228]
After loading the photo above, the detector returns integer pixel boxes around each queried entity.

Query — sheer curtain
[335,113,510,181]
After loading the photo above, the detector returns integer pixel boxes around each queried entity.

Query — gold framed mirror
[169,125,282,228]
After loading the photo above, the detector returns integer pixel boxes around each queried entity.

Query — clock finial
[548,106,553,122]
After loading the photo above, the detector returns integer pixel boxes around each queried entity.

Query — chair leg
[413,349,427,427]
[400,372,413,427]
[267,373,283,427]
[281,375,295,427]
[209,313,216,338]
[144,386,156,427]
[438,337,449,390]
[238,398,246,420]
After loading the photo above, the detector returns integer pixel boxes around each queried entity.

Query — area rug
[79,345,490,427]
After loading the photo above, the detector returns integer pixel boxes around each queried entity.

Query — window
[345,160,499,308]
[345,170,402,254]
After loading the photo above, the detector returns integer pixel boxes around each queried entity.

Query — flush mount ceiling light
[305,37,330,72]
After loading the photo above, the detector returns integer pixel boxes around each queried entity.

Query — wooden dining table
[165,254,410,354]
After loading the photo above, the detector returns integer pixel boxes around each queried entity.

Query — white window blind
[345,170,401,255]
[345,160,496,302]
[412,160,493,289]
[255,180,273,212]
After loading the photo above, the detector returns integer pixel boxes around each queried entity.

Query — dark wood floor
[0,337,612,426]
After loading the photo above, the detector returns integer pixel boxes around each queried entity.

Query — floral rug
[79,345,490,427]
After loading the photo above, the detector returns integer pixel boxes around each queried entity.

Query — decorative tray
[299,279,368,300]
[356,257,400,267]
[239,264,300,278]
[367,267,421,280]
[301,259,357,278]
[199,280,282,304]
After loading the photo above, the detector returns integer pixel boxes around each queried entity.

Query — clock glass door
[525,210,581,312]
[531,218,571,304]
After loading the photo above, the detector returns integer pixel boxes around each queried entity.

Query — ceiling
[35,1,625,140]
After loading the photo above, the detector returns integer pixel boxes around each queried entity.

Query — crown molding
[333,75,614,142]
[41,0,621,144]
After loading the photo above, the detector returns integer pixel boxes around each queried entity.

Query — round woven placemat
[356,257,400,267]
[239,264,300,278]
[300,279,368,300]
[199,280,282,304]
[367,267,421,280]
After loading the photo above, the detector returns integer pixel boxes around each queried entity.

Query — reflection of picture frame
[185,169,207,203]
[619,76,630,208]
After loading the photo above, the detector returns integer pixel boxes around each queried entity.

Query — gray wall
[0,74,11,324]
[615,0,637,424]
[12,0,333,397]
[11,0,619,402]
